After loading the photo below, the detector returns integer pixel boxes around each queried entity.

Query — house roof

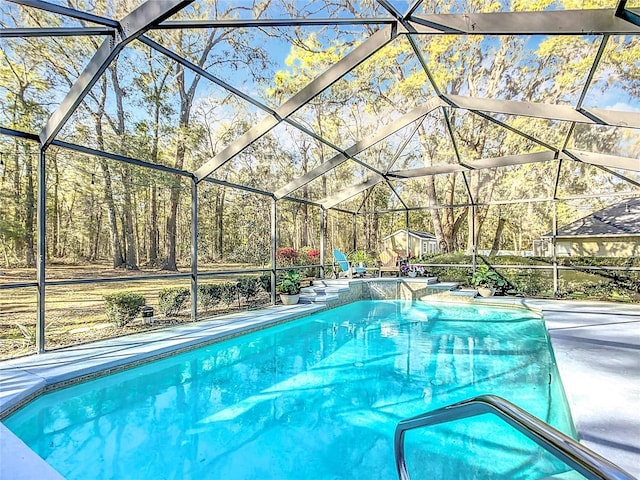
[545,198,640,238]
[383,229,436,241]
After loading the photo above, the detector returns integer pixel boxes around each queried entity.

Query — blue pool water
[5,300,578,479]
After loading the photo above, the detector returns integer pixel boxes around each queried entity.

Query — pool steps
[448,287,478,297]
[298,277,461,305]
[298,284,346,304]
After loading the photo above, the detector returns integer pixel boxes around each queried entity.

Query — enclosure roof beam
[38,0,194,148]
[388,151,556,179]
[49,137,281,199]
[404,0,425,19]
[471,111,558,152]
[445,95,640,129]
[320,176,385,210]
[145,38,386,182]
[7,0,120,28]
[615,0,640,28]
[554,35,610,198]
[51,140,192,177]
[0,27,116,37]
[407,8,640,35]
[360,196,553,214]
[153,9,640,34]
[157,18,395,29]
[621,10,640,27]
[562,150,640,189]
[193,26,395,182]
[0,126,39,141]
[274,97,445,199]
[563,150,640,173]
[377,0,416,35]
[0,129,278,200]
[140,36,278,117]
[471,150,555,169]
[389,163,466,179]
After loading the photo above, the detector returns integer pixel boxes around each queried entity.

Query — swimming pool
[4,300,577,479]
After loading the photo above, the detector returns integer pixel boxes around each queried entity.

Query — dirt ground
[0,262,271,360]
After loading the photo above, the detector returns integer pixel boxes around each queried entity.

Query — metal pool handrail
[394,394,636,480]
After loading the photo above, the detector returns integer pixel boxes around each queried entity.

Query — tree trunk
[93,77,124,268]
[148,64,163,265]
[425,177,447,253]
[52,155,61,257]
[164,27,217,269]
[163,69,189,271]
[92,207,102,261]
[215,187,225,260]
[100,159,124,268]
[24,150,35,267]
[122,166,138,270]
[490,217,506,256]
[12,142,23,258]
[163,174,182,270]
[149,185,159,265]
[110,64,137,270]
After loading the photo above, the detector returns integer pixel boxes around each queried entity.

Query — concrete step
[299,293,340,304]
[312,279,353,287]
[402,276,439,284]
[427,281,460,290]
[300,285,350,295]
[448,288,478,297]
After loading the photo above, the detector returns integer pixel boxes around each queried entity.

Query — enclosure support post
[271,198,277,305]
[552,200,559,296]
[472,204,477,273]
[320,208,326,279]
[190,177,198,322]
[405,210,410,258]
[352,213,357,252]
[36,147,46,353]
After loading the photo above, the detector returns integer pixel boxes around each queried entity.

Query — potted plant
[276,269,301,305]
[471,265,506,297]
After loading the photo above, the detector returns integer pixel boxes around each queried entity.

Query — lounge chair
[378,249,400,277]
[333,249,367,278]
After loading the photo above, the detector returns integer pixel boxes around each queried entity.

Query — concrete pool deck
[526,298,640,478]
[0,296,638,479]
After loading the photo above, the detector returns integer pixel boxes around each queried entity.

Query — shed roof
[383,229,436,241]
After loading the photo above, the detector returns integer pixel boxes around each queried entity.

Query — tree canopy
[1,0,639,267]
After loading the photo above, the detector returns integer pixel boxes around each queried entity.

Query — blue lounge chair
[333,249,367,278]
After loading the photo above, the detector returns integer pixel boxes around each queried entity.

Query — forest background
[1,0,639,357]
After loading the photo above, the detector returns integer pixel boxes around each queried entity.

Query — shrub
[104,292,145,327]
[158,287,190,316]
[300,246,320,264]
[276,247,299,266]
[199,283,222,312]
[351,250,376,267]
[303,266,320,279]
[238,277,260,303]
[258,273,271,292]
[220,282,239,307]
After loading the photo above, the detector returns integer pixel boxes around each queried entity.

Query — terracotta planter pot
[280,294,300,305]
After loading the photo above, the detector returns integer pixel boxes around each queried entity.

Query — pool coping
[1,295,638,479]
